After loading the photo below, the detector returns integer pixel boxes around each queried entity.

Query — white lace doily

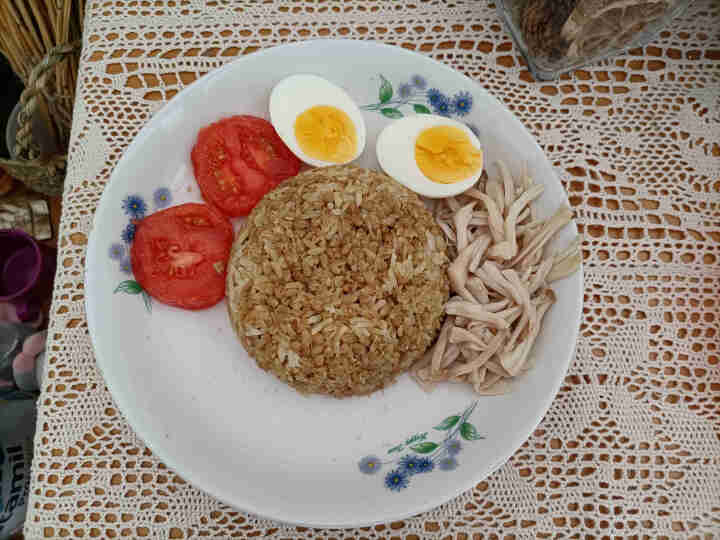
[26,0,720,538]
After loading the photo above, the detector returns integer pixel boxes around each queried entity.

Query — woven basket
[0,42,80,197]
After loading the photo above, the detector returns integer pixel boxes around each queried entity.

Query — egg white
[269,74,366,168]
[376,114,484,198]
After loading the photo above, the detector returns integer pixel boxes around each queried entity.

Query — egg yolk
[294,105,357,163]
[415,125,483,184]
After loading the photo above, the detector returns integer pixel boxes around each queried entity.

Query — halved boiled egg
[376,114,484,198]
[269,74,366,167]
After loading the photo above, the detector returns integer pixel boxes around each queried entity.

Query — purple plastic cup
[0,229,56,323]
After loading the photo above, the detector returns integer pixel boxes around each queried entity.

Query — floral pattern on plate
[358,400,484,491]
[361,74,480,136]
[110,187,173,312]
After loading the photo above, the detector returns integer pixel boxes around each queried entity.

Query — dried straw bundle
[0,0,84,195]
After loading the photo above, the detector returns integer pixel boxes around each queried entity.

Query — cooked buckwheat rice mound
[227,164,449,397]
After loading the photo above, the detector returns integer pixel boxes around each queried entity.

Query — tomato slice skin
[130,203,234,310]
[191,115,301,217]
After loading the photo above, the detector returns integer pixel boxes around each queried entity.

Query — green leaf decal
[381,107,403,119]
[434,415,460,431]
[460,422,485,441]
[405,432,427,445]
[410,442,439,454]
[378,75,393,103]
[388,444,404,454]
[413,104,431,114]
[142,291,153,313]
[114,280,143,295]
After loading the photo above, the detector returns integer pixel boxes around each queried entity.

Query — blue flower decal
[119,257,132,275]
[362,76,476,121]
[411,74,427,90]
[122,195,147,219]
[153,187,172,209]
[438,457,459,471]
[432,95,451,116]
[446,439,462,456]
[452,91,473,116]
[384,469,410,491]
[398,83,413,100]
[108,243,125,260]
[356,401,484,492]
[121,223,136,244]
[427,88,445,107]
[399,455,423,475]
[358,455,382,475]
[415,457,435,473]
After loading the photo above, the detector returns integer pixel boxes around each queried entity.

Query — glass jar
[495,0,690,80]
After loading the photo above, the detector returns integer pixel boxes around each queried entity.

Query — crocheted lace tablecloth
[26,1,719,538]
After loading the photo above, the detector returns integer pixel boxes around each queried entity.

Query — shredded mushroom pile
[411,160,582,395]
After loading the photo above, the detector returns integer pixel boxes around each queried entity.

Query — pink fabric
[13,330,46,377]
[0,302,43,328]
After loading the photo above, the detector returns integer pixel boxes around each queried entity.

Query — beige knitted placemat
[27,1,719,538]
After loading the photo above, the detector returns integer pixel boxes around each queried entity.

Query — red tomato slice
[191,115,301,217]
[130,203,234,310]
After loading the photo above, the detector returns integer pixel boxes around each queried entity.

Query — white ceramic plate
[86,40,582,528]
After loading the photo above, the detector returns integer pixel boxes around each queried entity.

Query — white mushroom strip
[454,315,470,328]
[488,184,544,260]
[448,332,505,377]
[468,226,491,245]
[466,276,490,304]
[411,160,581,395]
[485,359,511,377]
[502,269,535,352]
[474,377,513,395]
[548,237,583,282]
[453,202,476,252]
[468,323,493,342]
[470,367,487,389]
[468,234,491,274]
[517,207,531,225]
[448,236,489,303]
[532,287,557,307]
[475,371,503,392]
[517,218,545,236]
[437,220,456,245]
[459,343,484,359]
[522,171,533,191]
[410,349,435,392]
[466,190,505,244]
[441,343,460,369]
[486,240,514,261]
[444,196,462,213]
[430,319,453,375]
[485,173,505,216]
[470,209,489,223]
[528,257,554,295]
[435,204,456,222]
[478,261,523,304]
[498,297,554,376]
[511,206,574,267]
[449,326,488,349]
[481,299,511,312]
[496,160,515,212]
[496,305,523,325]
[445,300,510,329]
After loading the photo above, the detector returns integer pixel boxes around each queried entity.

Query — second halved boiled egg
[376,114,484,198]
[269,74,366,167]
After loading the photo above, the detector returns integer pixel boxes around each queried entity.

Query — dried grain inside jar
[495,0,690,80]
